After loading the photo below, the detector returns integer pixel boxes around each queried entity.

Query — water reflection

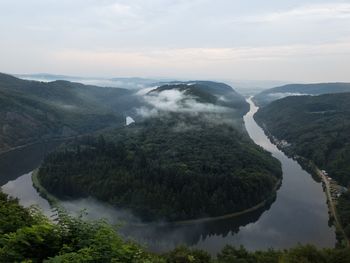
[121,196,276,252]
[2,173,53,217]
[0,141,60,186]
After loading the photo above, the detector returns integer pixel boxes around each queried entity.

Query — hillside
[153,81,249,116]
[38,82,282,222]
[254,83,350,106]
[254,92,350,186]
[16,73,157,90]
[254,92,350,243]
[0,73,140,152]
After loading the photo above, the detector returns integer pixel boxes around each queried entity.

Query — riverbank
[32,170,60,207]
[32,166,281,227]
[255,117,348,247]
[314,165,349,246]
[170,178,281,226]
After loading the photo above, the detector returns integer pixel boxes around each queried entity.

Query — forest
[36,82,282,221]
[0,72,139,153]
[1,191,350,263]
[254,92,350,186]
[337,192,350,238]
[38,112,281,221]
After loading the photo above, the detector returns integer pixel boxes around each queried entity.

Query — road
[315,167,349,245]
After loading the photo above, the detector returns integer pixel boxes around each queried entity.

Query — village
[320,169,348,204]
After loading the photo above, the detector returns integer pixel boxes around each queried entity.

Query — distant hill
[255,92,350,186]
[0,73,140,152]
[254,83,350,107]
[149,81,249,117]
[15,73,158,90]
[156,80,244,96]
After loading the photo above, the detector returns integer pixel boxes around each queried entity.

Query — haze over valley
[1,1,350,262]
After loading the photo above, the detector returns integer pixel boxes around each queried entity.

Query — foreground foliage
[1,192,350,263]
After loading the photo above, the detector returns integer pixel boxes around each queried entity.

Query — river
[0,98,335,254]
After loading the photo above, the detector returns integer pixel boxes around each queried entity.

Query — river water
[0,98,335,254]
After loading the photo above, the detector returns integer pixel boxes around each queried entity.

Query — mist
[268,92,309,99]
[136,86,233,119]
[15,74,159,90]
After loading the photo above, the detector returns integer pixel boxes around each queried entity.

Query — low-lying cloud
[136,88,230,118]
[268,92,309,99]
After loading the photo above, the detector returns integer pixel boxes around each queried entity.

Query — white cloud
[224,3,350,25]
[52,39,350,68]
[136,88,230,118]
[260,3,350,22]
[268,92,309,99]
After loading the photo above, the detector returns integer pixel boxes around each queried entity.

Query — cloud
[135,87,233,121]
[268,92,309,99]
[142,88,229,114]
[135,86,241,130]
[1,1,350,82]
[3,37,350,82]
[61,197,141,224]
[213,3,350,27]
[250,3,350,23]
[136,86,159,96]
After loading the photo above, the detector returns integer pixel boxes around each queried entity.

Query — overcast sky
[1,0,350,82]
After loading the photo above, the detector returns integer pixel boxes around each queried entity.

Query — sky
[1,0,350,83]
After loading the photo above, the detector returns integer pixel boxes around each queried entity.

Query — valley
[36,82,281,222]
[2,1,350,260]
[0,93,335,253]
[0,73,140,153]
[0,74,347,258]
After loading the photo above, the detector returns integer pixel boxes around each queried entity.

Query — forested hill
[38,82,282,222]
[0,73,140,152]
[150,81,249,117]
[254,83,350,107]
[254,92,350,186]
[254,92,350,243]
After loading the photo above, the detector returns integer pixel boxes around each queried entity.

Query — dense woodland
[1,191,350,262]
[0,73,140,152]
[38,112,281,221]
[337,192,350,238]
[255,93,350,186]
